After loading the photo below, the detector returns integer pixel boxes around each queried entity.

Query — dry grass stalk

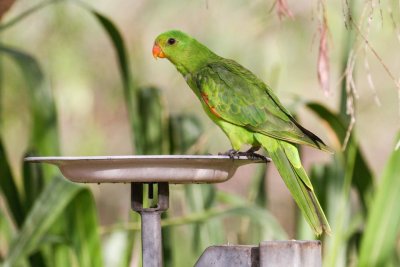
[364,1,381,106]
[341,1,400,149]
[351,18,400,115]
[341,0,352,29]
[275,0,294,20]
[342,49,358,150]
[317,10,330,96]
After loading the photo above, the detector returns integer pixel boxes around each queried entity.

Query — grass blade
[307,102,374,210]
[70,6,141,264]
[358,133,400,267]
[0,139,25,228]
[3,176,93,266]
[65,190,103,267]
[0,199,14,262]
[77,4,142,153]
[168,114,205,264]
[169,114,203,154]
[22,151,44,213]
[248,164,268,207]
[306,102,346,141]
[0,44,59,156]
[137,87,168,154]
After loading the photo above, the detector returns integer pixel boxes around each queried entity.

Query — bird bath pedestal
[25,155,322,267]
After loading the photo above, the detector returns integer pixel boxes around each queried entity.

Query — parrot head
[152,30,218,74]
[152,30,191,60]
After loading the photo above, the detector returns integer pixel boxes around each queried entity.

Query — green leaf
[306,102,347,142]
[165,114,204,265]
[0,44,59,156]
[306,102,374,211]
[184,184,221,253]
[3,176,99,267]
[78,4,142,154]
[52,244,73,267]
[137,87,168,154]
[0,139,25,228]
[65,190,103,267]
[358,132,400,267]
[88,8,131,94]
[22,151,44,213]
[248,164,268,207]
[169,114,203,154]
[306,103,372,266]
[309,159,352,267]
[0,201,14,262]
[161,211,173,267]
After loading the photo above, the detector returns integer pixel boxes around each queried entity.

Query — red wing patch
[201,93,221,118]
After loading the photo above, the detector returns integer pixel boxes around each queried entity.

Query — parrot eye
[167,38,176,45]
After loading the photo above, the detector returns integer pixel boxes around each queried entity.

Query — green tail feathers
[255,134,331,235]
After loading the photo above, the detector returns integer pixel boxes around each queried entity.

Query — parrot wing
[194,59,332,152]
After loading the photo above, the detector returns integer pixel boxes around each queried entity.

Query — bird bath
[25,155,321,267]
[24,155,265,266]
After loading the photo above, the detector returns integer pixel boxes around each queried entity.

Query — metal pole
[131,182,169,267]
[141,211,162,267]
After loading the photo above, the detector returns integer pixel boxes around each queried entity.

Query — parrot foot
[219,149,269,163]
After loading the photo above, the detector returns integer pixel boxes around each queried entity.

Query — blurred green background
[1,0,400,266]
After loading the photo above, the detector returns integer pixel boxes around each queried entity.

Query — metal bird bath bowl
[25,155,322,267]
[25,155,259,184]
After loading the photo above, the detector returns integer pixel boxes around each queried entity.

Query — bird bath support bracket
[131,182,169,267]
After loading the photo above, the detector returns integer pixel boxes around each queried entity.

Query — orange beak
[152,43,165,59]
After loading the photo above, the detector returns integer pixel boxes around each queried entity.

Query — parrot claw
[242,151,269,163]
[219,149,241,159]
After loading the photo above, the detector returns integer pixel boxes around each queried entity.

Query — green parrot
[152,30,332,235]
